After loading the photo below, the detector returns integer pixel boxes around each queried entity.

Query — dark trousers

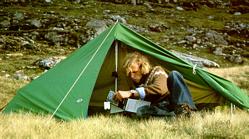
[136,71,197,117]
[167,71,196,110]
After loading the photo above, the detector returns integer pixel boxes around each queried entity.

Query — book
[105,90,151,114]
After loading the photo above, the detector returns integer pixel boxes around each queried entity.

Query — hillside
[0,0,248,79]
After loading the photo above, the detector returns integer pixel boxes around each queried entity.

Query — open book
[104,90,151,114]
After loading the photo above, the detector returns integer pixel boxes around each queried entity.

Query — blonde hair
[123,52,152,76]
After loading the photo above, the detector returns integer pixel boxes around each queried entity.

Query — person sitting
[113,51,196,117]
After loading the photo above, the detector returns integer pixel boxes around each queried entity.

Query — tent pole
[115,41,118,92]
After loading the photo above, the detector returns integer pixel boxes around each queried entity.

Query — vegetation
[0,111,249,139]
[0,1,248,138]
[1,65,249,138]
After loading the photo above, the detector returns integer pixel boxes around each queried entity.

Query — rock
[14,70,30,81]
[70,0,81,3]
[45,0,52,3]
[177,40,187,44]
[103,10,111,15]
[0,20,10,28]
[192,44,198,49]
[144,2,154,12]
[213,47,225,56]
[148,24,168,32]
[208,15,214,20]
[124,24,148,33]
[176,6,184,11]
[52,27,64,31]
[86,19,107,36]
[234,12,241,15]
[30,31,40,40]
[36,56,66,69]
[226,54,244,64]
[196,39,201,44]
[44,32,63,45]
[225,22,249,38]
[205,30,228,45]
[14,12,24,21]
[109,15,126,24]
[5,74,10,78]
[185,36,196,43]
[30,19,42,28]
[6,53,23,57]
[172,50,220,68]
[21,40,34,49]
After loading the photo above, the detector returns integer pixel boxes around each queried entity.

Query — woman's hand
[114,90,132,102]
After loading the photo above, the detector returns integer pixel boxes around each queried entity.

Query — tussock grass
[0,66,248,138]
[0,111,249,138]
[0,77,27,109]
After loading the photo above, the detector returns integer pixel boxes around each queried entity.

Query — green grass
[0,110,248,138]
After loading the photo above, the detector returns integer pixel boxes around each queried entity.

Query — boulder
[172,50,220,68]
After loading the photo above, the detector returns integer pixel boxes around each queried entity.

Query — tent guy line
[49,21,119,120]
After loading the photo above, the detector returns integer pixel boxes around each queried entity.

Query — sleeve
[143,69,169,101]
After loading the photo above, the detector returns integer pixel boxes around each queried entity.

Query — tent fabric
[3,22,249,120]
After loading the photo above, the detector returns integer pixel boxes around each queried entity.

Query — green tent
[3,22,249,120]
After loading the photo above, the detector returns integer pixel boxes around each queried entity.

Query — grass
[0,66,249,138]
[0,76,27,109]
[0,1,249,138]
[0,110,249,138]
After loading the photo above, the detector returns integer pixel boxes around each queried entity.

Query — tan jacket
[139,66,169,104]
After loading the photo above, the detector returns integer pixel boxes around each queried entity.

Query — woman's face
[128,62,143,83]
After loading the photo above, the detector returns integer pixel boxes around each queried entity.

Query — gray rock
[109,15,126,24]
[70,0,81,3]
[30,19,42,28]
[52,27,64,31]
[14,70,30,81]
[6,53,23,57]
[192,44,198,49]
[86,19,107,36]
[226,54,243,64]
[36,56,66,69]
[213,47,225,56]
[126,24,148,33]
[0,20,10,28]
[185,36,196,43]
[176,6,184,11]
[44,32,63,45]
[103,10,111,15]
[205,30,228,45]
[172,50,220,68]
[234,12,241,16]
[14,12,24,20]
[144,2,154,11]
[5,74,11,78]
[30,31,40,40]
[177,40,187,44]
[208,15,214,20]
[45,0,52,3]
[148,24,168,32]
